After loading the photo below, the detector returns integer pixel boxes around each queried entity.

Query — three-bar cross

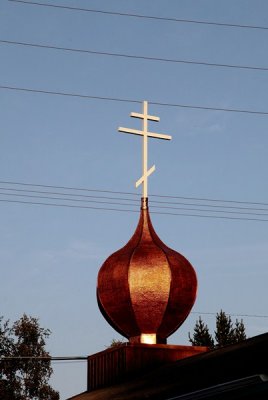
[118,101,172,208]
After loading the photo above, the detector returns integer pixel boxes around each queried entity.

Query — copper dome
[97,199,197,344]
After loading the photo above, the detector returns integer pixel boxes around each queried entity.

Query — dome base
[129,334,167,345]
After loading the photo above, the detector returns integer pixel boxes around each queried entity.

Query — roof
[68,332,268,400]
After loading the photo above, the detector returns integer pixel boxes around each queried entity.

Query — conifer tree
[233,318,247,343]
[214,310,235,347]
[189,310,247,349]
[188,316,214,348]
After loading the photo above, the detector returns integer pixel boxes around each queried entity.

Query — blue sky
[1,0,268,398]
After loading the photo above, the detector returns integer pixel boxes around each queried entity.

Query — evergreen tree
[0,314,59,400]
[188,317,214,348]
[189,310,247,349]
[233,318,247,343]
[214,310,235,347]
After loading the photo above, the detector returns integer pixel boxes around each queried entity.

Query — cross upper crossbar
[130,111,160,122]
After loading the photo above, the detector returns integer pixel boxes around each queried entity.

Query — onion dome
[97,198,197,344]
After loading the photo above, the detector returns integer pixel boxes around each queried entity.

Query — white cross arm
[118,127,172,141]
[135,165,156,188]
[130,112,160,122]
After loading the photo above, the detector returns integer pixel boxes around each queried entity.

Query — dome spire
[118,101,171,209]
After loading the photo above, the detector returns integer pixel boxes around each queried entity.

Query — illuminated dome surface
[97,199,197,344]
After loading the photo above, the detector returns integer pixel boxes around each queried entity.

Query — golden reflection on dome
[129,249,171,333]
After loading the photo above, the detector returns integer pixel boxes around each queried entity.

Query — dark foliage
[188,316,214,348]
[0,314,59,400]
[189,310,246,349]
[108,339,127,348]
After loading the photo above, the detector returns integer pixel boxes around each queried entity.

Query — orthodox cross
[118,101,172,208]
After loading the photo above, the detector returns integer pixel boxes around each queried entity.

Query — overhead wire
[2,179,268,207]
[0,191,139,208]
[1,189,268,218]
[7,0,268,32]
[0,180,141,197]
[1,85,268,116]
[1,198,268,222]
[0,198,138,214]
[2,5,268,125]
[192,312,268,319]
[0,197,265,221]
[1,184,268,221]
[2,185,268,212]
[0,356,88,362]
[0,186,140,203]
[2,180,268,207]
[2,39,268,72]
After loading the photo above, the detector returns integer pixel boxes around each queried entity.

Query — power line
[51,360,87,364]
[0,180,140,196]
[8,0,268,32]
[151,200,268,213]
[151,204,268,217]
[1,198,268,222]
[192,312,268,319]
[0,84,140,104]
[0,198,137,213]
[2,39,268,72]
[1,180,268,208]
[2,185,268,212]
[0,191,139,208]
[0,184,140,202]
[1,191,268,218]
[0,356,88,361]
[1,85,268,116]
[150,193,268,206]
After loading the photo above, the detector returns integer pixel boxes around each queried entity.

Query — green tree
[0,314,59,400]
[188,316,214,348]
[189,310,246,349]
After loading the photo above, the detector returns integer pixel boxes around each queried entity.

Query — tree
[189,310,247,349]
[0,316,16,399]
[188,317,214,348]
[0,314,59,400]
[108,338,127,348]
[215,310,235,347]
[233,318,247,343]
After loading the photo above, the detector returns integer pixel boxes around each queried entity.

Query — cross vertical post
[142,101,148,201]
[118,101,172,209]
